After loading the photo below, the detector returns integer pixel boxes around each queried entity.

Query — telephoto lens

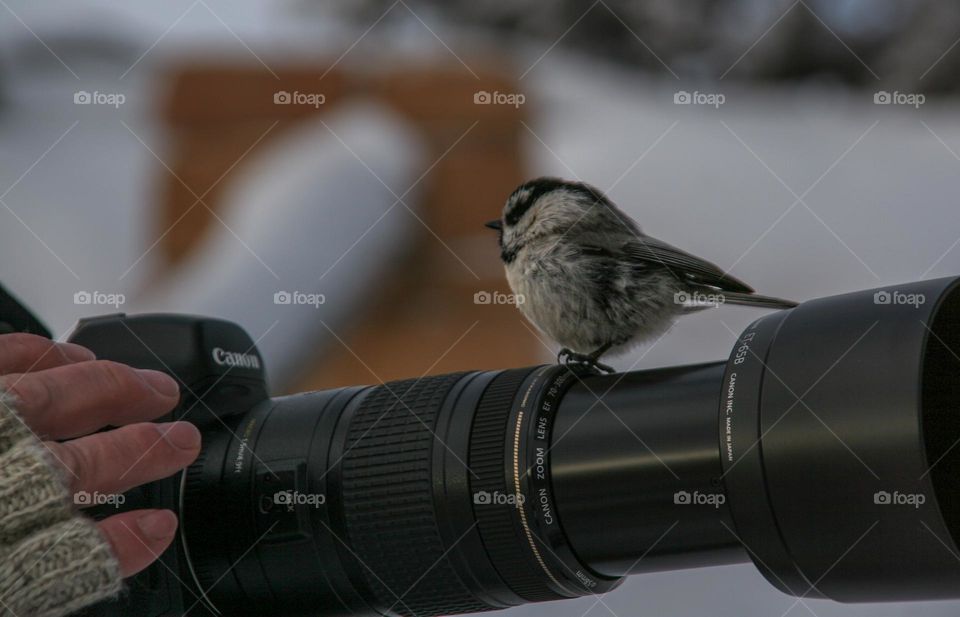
[71,276,960,617]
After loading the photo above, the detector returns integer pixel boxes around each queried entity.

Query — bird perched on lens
[485,177,797,373]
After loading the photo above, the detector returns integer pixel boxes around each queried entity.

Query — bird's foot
[557,348,615,374]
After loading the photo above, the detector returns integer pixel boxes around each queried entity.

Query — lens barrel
[550,362,745,577]
[181,367,626,617]
[175,277,960,617]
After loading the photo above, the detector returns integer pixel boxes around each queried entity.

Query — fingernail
[158,421,200,450]
[61,343,95,362]
[136,510,177,541]
[138,369,179,397]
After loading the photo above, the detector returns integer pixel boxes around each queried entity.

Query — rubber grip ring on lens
[339,373,491,617]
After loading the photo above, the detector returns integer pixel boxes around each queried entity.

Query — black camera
[53,275,960,616]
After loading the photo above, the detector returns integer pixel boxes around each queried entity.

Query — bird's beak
[485,219,502,231]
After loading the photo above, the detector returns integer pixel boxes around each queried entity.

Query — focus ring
[469,367,566,602]
[181,444,218,591]
[340,373,491,617]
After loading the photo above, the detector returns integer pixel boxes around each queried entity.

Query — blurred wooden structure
[157,62,542,391]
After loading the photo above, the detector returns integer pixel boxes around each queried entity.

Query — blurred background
[2,1,960,615]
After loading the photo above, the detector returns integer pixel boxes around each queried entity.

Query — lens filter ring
[470,365,621,601]
[513,366,622,597]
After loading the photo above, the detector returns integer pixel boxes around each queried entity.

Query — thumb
[97,509,178,577]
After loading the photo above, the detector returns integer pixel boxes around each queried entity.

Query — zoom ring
[469,368,566,602]
[340,373,491,617]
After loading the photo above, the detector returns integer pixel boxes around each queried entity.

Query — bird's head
[485,177,616,263]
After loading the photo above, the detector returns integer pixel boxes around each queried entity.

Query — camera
[47,275,960,615]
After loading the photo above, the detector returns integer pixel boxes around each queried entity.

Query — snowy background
[1,1,960,616]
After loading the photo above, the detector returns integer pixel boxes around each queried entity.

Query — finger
[0,360,180,439]
[97,509,179,578]
[0,333,95,375]
[49,421,201,497]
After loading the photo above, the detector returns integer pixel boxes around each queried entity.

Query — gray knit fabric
[0,387,122,617]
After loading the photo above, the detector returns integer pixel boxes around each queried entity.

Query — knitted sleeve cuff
[0,387,122,617]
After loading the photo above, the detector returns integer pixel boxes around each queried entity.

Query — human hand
[0,332,200,578]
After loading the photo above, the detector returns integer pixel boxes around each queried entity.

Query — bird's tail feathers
[683,286,798,310]
[716,290,798,309]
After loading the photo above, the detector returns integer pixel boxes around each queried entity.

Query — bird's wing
[619,235,754,294]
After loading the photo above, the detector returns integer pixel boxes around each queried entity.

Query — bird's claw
[557,348,616,374]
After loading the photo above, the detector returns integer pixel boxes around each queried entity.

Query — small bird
[486,177,797,373]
